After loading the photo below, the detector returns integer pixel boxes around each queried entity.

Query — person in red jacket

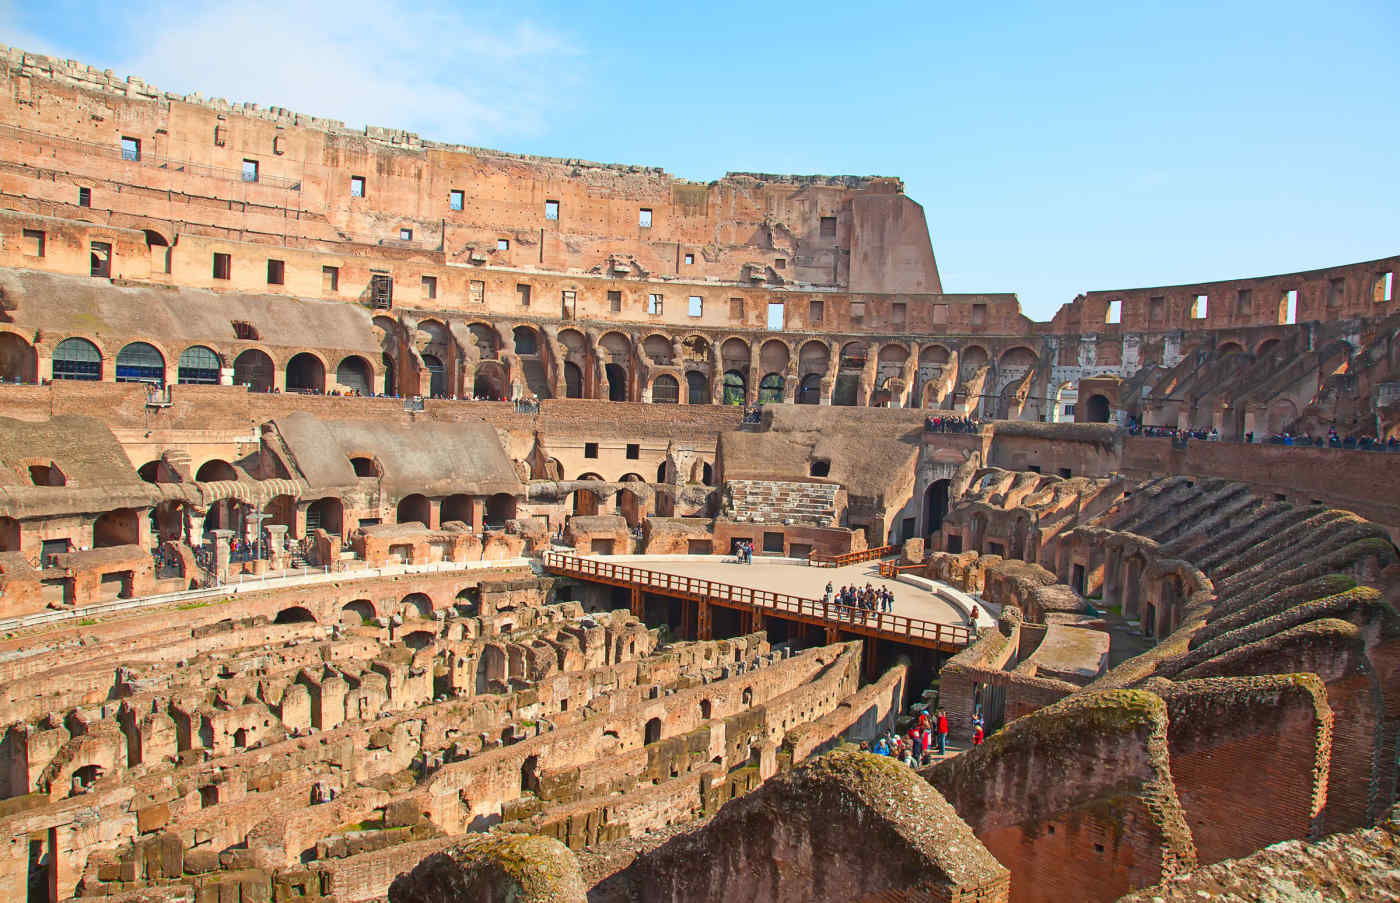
[936,709,949,754]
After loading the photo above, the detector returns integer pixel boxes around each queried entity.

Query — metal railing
[810,545,898,568]
[877,560,927,579]
[542,551,971,649]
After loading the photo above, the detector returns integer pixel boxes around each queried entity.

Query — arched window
[335,356,372,395]
[177,346,222,384]
[686,371,711,405]
[722,370,746,406]
[115,342,165,384]
[758,373,783,404]
[286,353,325,393]
[233,349,275,392]
[513,326,538,355]
[52,337,103,381]
[0,333,38,383]
[652,374,679,404]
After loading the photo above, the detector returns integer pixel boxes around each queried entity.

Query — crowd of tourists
[733,540,755,564]
[924,415,981,433]
[823,580,896,615]
[862,708,986,767]
[1128,416,1399,452]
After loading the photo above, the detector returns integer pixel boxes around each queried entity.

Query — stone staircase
[725,480,838,527]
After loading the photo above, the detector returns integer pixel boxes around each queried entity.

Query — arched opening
[722,370,746,406]
[758,373,784,404]
[797,373,822,404]
[513,326,538,356]
[71,764,103,795]
[563,361,583,398]
[700,699,712,719]
[441,494,473,526]
[115,342,165,384]
[1257,338,1282,359]
[643,334,673,365]
[573,488,600,516]
[233,349,275,392]
[455,586,481,617]
[403,630,435,650]
[176,345,222,385]
[1084,394,1111,423]
[521,755,539,793]
[925,479,950,535]
[1217,342,1245,357]
[0,332,38,383]
[350,456,380,478]
[617,488,644,527]
[306,497,344,537]
[263,494,296,535]
[652,374,679,404]
[701,462,714,486]
[273,606,317,624]
[143,229,171,273]
[644,717,662,745]
[831,374,859,406]
[473,362,506,400]
[93,509,139,547]
[686,371,711,405]
[53,337,103,381]
[656,460,670,483]
[400,592,433,619]
[286,353,325,393]
[396,494,431,527]
[381,353,396,395]
[485,494,516,527]
[195,460,237,482]
[741,687,753,706]
[232,728,249,750]
[0,516,20,552]
[340,599,376,626]
[421,354,445,398]
[605,363,628,401]
[202,499,243,535]
[335,356,372,395]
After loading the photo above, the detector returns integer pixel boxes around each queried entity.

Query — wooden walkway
[542,552,973,653]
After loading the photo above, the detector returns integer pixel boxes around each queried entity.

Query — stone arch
[232,348,275,392]
[306,497,343,536]
[400,593,434,620]
[722,370,746,406]
[397,494,431,527]
[924,479,950,535]
[960,345,989,376]
[286,352,326,393]
[177,345,222,385]
[1256,337,1282,358]
[759,339,790,374]
[441,494,473,525]
[878,344,910,365]
[485,494,516,526]
[421,353,446,397]
[0,332,37,383]
[335,355,373,395]
[473,361,507,400]
[273,606,317,624]
[563,361,584,398]
[797,373,822,404]
[52,337,103,381]
[466,322,501,359]
[798,340,830,375]
[115,341,165,384]
[513,325,540,356]
[93,508,139,547]
[1084,394,1111,423]
[998,346,1038,368]
[643,334,674,365]
[1267,398,1299,435]
[720,338,751,372]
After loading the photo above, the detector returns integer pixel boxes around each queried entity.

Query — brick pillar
[630,586,643,618]
[697,599,712,640]
[211,530,234,584]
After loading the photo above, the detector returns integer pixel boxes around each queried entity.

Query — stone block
[136,802,171,834]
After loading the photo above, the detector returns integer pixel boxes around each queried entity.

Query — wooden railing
[809,545,898,568]
[878,560,927,579]
[543,551,972,649]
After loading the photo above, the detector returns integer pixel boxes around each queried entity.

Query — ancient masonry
[0,45,1395,903]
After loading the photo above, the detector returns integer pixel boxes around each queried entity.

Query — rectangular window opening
[1281,289,1298,324]
[1105,299,1122,324]
[561,290,576,319]
[639,208,652,228]
[350,175,366,197]
[1149,296,1165,322]
[120,136,141,161]
[1328,278,1344,308]
[496,238,509,251]
[517,283,532,307]
[422,275,437,300]
[932,303,948,324]
[22,229,44,258]
[767,301,785,331]
[241,159,259,182]
[470,280,485,305]
[584,442,599,459]
[972,303,987,326]
[851,300,865,323]
[684,253,695,265]
[1236,288,1252,314]
[648,293,663,315]
[1376,271,1394,303]
[626,443,640,460]
[371,273,393,309]
[688,295,703,317]
[89,241,111,278]
[400,228,413,241]
[729,298,744,321]
[322,265,339,293]
[1190,294,1208,319]
[78,187,91,208]
[892,301,907,329]
[608,290,622,312]
[212,252,231,281]
[809,299,824,323]
[545,200,559,221]
[775,258,786,269]
[266,259,285,285]
[449,189,464,211]
[819,216,837,238]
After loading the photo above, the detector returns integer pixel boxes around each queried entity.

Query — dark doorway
[1072,563,1086,595]
[605,363,628,401]
[1084,394,1111,423]
[924,479,950,534]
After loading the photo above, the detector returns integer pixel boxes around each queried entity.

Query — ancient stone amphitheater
[0,46,1397,903]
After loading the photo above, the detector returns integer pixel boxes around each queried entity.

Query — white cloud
[5,0,586,146]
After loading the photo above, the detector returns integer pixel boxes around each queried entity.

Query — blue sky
[4,0,1396,319]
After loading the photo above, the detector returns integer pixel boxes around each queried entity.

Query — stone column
[264,525,289,570]
[210,530,234,585]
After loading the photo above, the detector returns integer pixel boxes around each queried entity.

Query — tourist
[936,708,949,754]
[971,712,985,746]
[823,582,833,604]
[907,724,923,760]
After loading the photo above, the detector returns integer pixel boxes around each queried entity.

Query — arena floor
[597,555,992,626]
